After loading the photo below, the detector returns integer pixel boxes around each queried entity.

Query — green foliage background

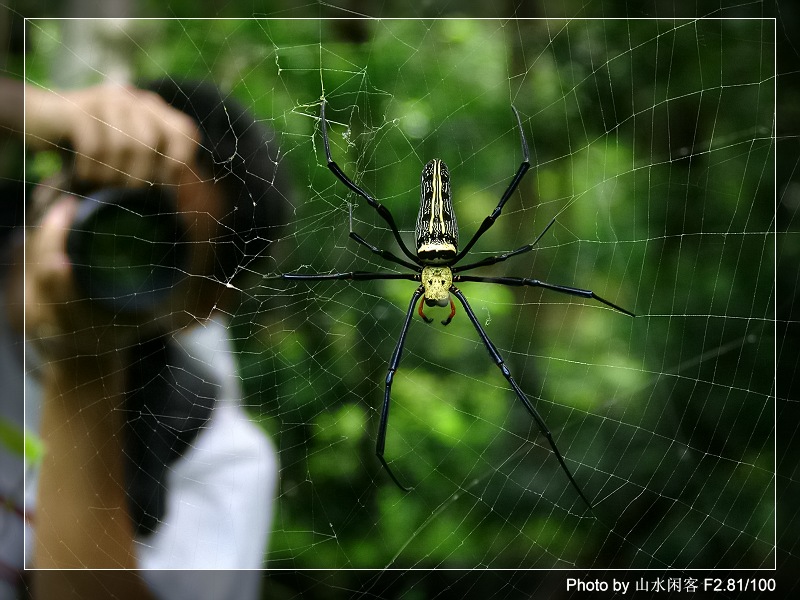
[26,16,775,578]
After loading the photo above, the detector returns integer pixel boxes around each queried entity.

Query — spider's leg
[320,100,420,265]
[347,203,420,271]
[453,217,557,274]
[450,286,593,510]
[377,286,426,492]
[456,275,635,317]
[454,106,531,263]
[273,271,419,283]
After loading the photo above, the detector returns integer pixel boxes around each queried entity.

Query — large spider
[280,101,634,508]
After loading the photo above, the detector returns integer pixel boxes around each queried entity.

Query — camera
[66,187,190,314]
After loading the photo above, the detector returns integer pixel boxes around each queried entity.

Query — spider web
[15,11,784,593]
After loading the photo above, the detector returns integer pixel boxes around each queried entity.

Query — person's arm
[18,80,201,597]
[1,77,200,186]
[32,362,157,600]
[36,357,129,567]
[24,194,154,599]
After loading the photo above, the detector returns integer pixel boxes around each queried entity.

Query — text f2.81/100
[703,579,776,593]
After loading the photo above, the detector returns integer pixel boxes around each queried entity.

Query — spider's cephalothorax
[279,101,636,508]
[419,265,455,325]
[416,159,458,265]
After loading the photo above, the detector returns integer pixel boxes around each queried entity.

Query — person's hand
[25,82,201,187]
[24,193,144,369]
[23,82,208,366]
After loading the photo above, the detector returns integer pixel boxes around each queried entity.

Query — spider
[279,101,634,508]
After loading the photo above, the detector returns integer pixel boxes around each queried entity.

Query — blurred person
[0,78,289,599]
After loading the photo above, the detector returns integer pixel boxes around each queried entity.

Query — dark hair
[145,78,291,283]
[124,81,292,532]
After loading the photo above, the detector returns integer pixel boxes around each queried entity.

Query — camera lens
[66,187,189,314]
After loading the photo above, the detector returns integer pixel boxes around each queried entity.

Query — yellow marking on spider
[427,160,446,235]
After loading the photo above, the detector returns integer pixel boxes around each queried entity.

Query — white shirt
[0,301,277,599]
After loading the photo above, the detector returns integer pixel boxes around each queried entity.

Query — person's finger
[140,92,201,185]
[71,101,137,188]
[117,101,162,185]
[71,103,109,185]
[26,195,79,326]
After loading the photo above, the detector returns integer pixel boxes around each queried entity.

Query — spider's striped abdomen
[416,159,458,265]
